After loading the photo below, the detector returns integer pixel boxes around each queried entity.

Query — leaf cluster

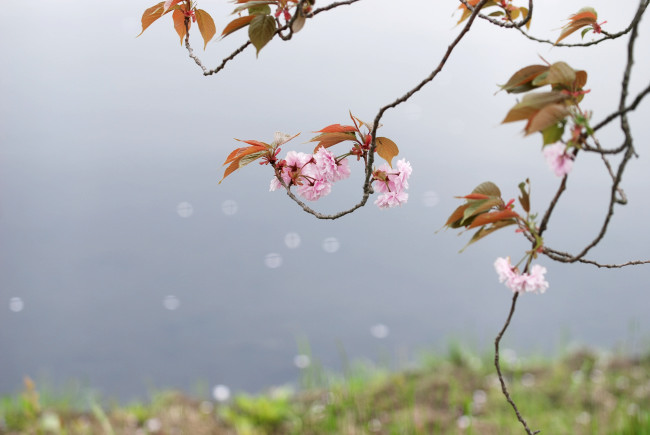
[444,182,521,252]
[309,112,400,168]
[457,0,531,29]
[139,1,216,49]
[500,61,589,142]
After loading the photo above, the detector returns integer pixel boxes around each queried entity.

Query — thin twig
[494,292,540,435]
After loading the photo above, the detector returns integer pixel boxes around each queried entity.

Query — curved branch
[494,292,540,435]
[513,0,648,48]
[184,0,363,76]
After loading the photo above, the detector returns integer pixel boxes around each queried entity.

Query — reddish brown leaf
[309,132,357,151]
[556,7,598,44]
[221,15,256,37]
[196,9,216,49]
[502,92,568,124]
[445,204,470,228]
[138,2,166,36]
[575,70,588,89]
[223,143,267,165]
[467,210,520,229]
[172,9,188,45]
[525,103,570,135]
[375,137,399,167]
[457,193,490,200]
[163,0,184,13]
[500,65,549,93]
[316,124,358,134]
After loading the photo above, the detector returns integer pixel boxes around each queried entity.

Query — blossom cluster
[494,257,549,294]
[269,148,351,201]
[371,159,412,209]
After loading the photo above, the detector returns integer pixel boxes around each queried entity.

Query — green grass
[2,348,649,434]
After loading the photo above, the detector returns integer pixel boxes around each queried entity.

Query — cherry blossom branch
[273,0,490,218]
[183,0,362,76]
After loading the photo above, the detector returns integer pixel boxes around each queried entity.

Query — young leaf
[232,1,276,15]
[445,203,471,228]
[219,143,269,184]
[291,13,306,33]
[574,70,588,89]
[472,181,501,198]
[172,9,188,45]
[375,137,399,168]
[195,10,216,49]
[531,62,576,88]
[502,92,567,124]
[541,122,566,145]
[525,103,570,135]
[138,2,166,36]
[519,7,531,29]
[518,181,530,213]
[163,0,183,13]
[222,15,256,38]
[249,14,276,56]
[556,7,598,44]
[316,124,358,134]
[310,132,357,151]
[467,209,519,229]
[499,65,549,94]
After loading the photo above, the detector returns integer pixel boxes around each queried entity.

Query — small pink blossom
[374,190,409,208]
[314,148,350,182]
[269,177,282,191]
[297,177,332,201]
[543,143,574,177]
[494,257,549,294]
[372,159,412,208]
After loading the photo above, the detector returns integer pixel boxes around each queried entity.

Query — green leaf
[248,14,276,56]
[525,103,570,136]
[541,121,566,145]
[248,4,271,15]
[581,27,592,39]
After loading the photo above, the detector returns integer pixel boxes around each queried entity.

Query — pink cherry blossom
[494,257,549,294]
[543,143,574,177]
[269,177,282,191]
[374,191,408,208]
[297,177,332,201]
[314,148,351,182]
[372,159,412,208]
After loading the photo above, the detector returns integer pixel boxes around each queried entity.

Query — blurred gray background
[1,0,649,401]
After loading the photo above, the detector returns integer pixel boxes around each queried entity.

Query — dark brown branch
[542,247,650,268]
[494,292,540,435]
[593,81,650,132]
[275,0,491,218]
[184,0,362,76]
[513,0,648,48]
